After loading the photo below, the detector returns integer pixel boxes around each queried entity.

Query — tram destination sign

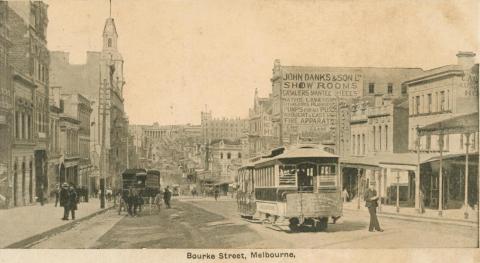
[281,68,363,140]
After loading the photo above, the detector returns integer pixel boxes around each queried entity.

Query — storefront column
[396,170,400,213]
[415,127,421,213]
[438,133,444,217]
[464,133,470,219]
[376,169,382,212]
[357,168,361,209]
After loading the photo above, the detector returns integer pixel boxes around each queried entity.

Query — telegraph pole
[99,78,108,209]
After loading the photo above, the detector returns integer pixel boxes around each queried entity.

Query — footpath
[343,198,478,227]
[0,198,114,248]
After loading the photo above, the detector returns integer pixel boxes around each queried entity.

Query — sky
[46,0,479,125]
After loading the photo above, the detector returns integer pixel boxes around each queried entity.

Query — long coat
[68,189,78,210]
[364,189,378,208]
[59,188,69,207]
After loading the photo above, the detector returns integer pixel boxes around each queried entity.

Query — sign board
[281,69,363,140]
[286,192,342,217]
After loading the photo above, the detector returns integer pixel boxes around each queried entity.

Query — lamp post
[464,133,470,219]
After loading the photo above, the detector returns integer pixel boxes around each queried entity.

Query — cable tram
[237,161,256,218]
[236,144,342,232]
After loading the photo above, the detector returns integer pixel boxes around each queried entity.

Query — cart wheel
[289,217,300,232]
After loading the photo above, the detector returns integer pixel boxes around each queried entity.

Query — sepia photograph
[0,0,478,262]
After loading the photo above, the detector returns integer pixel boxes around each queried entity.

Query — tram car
[237,161,256,218]
[236,144,342,232]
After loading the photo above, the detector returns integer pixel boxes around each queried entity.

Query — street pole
[99,78,108,209]
[438,132,444,217]
[396,170,400,213]
[126,131,129,169]
[464,133,470,219]
[415,126,421,213]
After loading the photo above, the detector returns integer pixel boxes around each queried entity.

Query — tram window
[318,164,337,189]
[279,165,296,186]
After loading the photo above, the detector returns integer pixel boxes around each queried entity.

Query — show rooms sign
[281,68,363,139]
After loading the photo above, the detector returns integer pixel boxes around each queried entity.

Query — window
[379,126,382,151]
[415,96,420,115]
[385,125,388,151]
[227,152,231,159]
[373,127,376,151]
[220,152,223,159]
[15,111,20,139]
[427,94,432,113]
[238,152,242,158]
[387,83,393,94]
[357,134,360,155]
[401,85,407,94]
[440,91,445,111]
[426,135,431,151]
[352,135,356,155]
[362,134,366,155]
[368,83,375,94]
[108,38,112,47]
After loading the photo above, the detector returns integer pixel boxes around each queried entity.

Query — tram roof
[274,146,338,159]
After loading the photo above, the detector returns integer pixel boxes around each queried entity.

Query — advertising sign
[281,68,363,140]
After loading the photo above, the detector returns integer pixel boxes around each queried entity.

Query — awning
[214,181,233,186]
[422,152,479,164]
[417,112,479,136]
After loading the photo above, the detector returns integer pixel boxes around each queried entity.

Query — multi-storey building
[50,15,128,189]
[0,1,12,208]
[61,93,92,189]
[404,52,478,212]
[208,139,244,191]
[6,1,49,207]
[201,111,248,142]
[269,59,423,149]
[46,86,62,199]
[248,89,275,158]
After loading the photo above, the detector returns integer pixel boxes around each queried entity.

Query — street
[29,198,478,249]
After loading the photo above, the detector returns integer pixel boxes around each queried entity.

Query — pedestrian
[59,183,70,220]
[38,185,44,206]
[118,190,127,215]
[342,188,349,202]
[67,185,78,220]
[154,191,162,211]
[55,184,60,207]
[419,188,426,214]
[164,186,172,208]
[364,182,383,232]
[127,189,134,216]
[137,191,144,214]
[214,188,219,201]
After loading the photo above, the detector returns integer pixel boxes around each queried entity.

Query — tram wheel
[315,218,328,232]
[288,217,300,232]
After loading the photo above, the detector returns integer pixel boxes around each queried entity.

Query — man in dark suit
[59,183,70,220]
[364,182,383,232]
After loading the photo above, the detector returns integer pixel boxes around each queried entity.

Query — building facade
[270,59,423,149]
[50,16,128,190]
[0,1,12,208]
[247,89,275,158]
[201,111,248,143]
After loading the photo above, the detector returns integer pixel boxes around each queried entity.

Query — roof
[403,65,463,85]
[422,152,479,164]
[275,145,338,159]
[417,112,479,136]
[341,153,439,170]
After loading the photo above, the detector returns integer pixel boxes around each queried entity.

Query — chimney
[456,51,476,69]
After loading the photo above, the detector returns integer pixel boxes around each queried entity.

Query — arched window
[227,152,231,159]
[108,38,112,47]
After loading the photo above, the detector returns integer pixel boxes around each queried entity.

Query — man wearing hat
[364,180,383,232]
[59,183,70,220]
